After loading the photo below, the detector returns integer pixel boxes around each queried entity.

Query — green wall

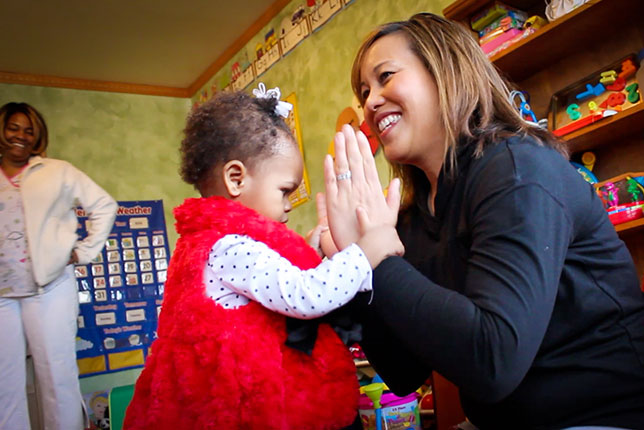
[1,0,451,393]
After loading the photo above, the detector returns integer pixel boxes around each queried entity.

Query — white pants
[0,266,84,430]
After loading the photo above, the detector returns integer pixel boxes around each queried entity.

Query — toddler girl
[124,86,403,429]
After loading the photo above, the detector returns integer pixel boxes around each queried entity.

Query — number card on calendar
[74,200,170,377]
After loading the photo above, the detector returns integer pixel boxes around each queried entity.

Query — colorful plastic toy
[600,70,617,85]
[471,2,522,31]
[570,161,598,184]
[509,90,538,123]
[619,58,637,80]
[626,176,644,202]
[607,202,643,225]
[524,15,548,30]
[575,83,605,101]
[364,383,385,430]
[550,53,642,136]
[626,83,640,103]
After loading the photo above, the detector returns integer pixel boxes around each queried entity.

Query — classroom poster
[74,200,169,377]
[284,92,311,208]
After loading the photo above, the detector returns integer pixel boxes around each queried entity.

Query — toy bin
[358,391,421,430]
[550,53,641,136]
[607,202,643,225]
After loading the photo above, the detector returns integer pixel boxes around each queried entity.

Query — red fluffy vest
[124,196,359,429]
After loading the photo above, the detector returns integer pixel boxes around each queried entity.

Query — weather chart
[74,200,169,377]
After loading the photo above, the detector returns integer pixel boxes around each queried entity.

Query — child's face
[238,139,303,223]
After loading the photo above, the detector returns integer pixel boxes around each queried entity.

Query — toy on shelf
[523,15,548,30]
[469,1,539,58]
[550,54,642,137]
[581,151,596,171]
[470,1,521,31]
[509,90,547,128]
[478,10,527,46]
[545,0,590,21]
[607,202,643,226]
[595,172,644,226]
[570,161,598,184]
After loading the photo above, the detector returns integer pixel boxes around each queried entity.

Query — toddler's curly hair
[180,91,294,189]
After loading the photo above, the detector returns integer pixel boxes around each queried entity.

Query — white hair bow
[252,82,293,118]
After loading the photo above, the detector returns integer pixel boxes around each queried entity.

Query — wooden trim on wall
[186,0,292,97]
[0,70,189,98]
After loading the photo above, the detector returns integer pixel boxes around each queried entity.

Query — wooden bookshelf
[488,0,644,83]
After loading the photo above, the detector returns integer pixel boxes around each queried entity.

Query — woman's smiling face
[359,32,445,170]
[2,112,36,166]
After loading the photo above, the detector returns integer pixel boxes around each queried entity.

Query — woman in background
[0,102,117,430]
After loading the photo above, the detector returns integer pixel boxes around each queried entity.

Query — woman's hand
[68,250,79,265]
[324,124,401,251]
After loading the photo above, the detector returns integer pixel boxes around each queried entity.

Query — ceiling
[0,0,289,96]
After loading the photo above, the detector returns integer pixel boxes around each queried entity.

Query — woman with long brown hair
[324,13,644,429]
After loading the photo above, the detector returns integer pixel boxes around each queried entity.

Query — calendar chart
[74,200,169,376]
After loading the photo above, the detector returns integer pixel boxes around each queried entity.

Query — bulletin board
[284,92,311,208]
[74,200,169,377]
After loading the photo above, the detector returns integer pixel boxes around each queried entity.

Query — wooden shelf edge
[443,0,541,21]
[446,0,642,84]
[489,0,643,82]
[490,0,601,62]
[594,172,644,188]
[563,103,644,153]
[615,217,644,235]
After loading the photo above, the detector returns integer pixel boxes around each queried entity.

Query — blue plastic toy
[509,90,538,123]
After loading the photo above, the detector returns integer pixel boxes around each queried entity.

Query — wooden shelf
[563,103,644,153]
[491,0,642,82]
[443,0,540,22]
[444,0,643,84]
[616,217,644,235]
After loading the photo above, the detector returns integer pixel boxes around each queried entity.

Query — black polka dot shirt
[204,234,372,319]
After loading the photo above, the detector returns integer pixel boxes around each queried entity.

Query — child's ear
[222,160,247,197]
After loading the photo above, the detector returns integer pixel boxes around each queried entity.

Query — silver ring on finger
[336,171,352,181]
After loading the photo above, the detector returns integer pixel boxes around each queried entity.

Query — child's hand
[306,224,327,258]
[306,193,339,258]
[356,211,405,268]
